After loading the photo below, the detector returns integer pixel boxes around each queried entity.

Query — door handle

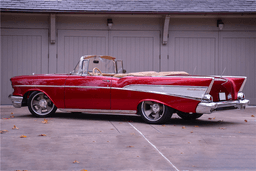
[102,80,110,82]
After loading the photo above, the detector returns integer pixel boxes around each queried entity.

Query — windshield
[71,61,80,75]
[88,56,115,74]
[71,56,116,75]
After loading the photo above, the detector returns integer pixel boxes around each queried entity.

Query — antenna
[193,66,197,75]
[221,67,226,77]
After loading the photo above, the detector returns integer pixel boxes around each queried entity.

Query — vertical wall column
[160,15,170,71]
[0,19,2,104]
[49,14,57,73]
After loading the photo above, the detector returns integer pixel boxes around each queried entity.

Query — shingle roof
[1,0,256,13]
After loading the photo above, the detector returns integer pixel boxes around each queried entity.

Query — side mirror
[123,69,126,73]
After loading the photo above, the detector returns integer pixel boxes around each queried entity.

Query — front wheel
[139,101,173,124]
[28,91,57,117]
[177,111,203,120]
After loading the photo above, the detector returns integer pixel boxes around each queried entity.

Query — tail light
[237,92,245,100]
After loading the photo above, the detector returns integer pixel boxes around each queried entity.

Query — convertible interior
[84,55,189,77]
[89,70,189,77]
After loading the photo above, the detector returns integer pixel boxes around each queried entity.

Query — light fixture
[217,19,224,30]
[107,19,113,29]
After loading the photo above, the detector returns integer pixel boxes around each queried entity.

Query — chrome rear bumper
[8,94,23,108]
[196,99,250,114]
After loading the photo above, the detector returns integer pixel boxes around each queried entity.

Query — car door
[64,75,111,109]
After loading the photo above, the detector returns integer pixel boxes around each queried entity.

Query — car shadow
[51,112,236,127]
[165,117,235,127]
[14,112,237,127]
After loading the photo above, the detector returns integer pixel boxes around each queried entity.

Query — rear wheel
[177,111,203,120]
[28,91,57,117]
[139,101,173,124]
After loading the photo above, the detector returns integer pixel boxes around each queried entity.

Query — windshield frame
[70,56,118,76]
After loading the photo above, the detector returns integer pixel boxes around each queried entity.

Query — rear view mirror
[93,60,99,64]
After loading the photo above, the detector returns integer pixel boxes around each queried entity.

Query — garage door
[57,30,108,73]
[219,32,256,104]
[58,30,160,73]
[1,29,48,104]
[164,31,218,75]
[109,31,160,72]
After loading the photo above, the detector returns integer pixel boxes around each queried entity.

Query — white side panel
[219,32,256,104]
[165,31,218,75]
[123,85,208,100]
[109,31,160,72]
[57,30,108,73]
[1,29,48,104]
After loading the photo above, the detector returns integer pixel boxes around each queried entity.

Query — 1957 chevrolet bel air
[9,55,250,124]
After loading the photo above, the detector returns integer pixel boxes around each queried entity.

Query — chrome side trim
[59,108,137,114]
[121,85,208,101]
[8,95,23,108]
[13,85,110,89]
[67,86,110,89]
[13,85,65,88]
[239,77,247,91]
[205,78,215,94]
[211,75,247,78]
[196,99,250,114]
[163,76,214,79]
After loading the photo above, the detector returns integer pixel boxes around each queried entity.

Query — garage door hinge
[48,54,49,59]
[167,55,169,59]
[56,54,58,58]
[159,55,161,59]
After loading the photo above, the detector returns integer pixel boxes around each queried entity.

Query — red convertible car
[9,55,249,124]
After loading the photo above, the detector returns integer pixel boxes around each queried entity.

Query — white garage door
[57,30,160,73]
[164,31,255,104]
[1,29,48,104]
[109,31,160,72]
[57,30,109,73]
[219,32,256,104]
[164,31,218,75]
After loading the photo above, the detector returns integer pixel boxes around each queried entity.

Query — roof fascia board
[1,9,256,15]
[1,10,256,18]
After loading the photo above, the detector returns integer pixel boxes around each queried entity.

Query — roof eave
[1,8,256,15]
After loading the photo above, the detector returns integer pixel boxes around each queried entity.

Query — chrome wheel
[141,101,164,122]
[139,101,173,124]
[28,92,57,117]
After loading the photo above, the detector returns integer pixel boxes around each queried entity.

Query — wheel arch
[137,99,176,112]
[23,89,57,107]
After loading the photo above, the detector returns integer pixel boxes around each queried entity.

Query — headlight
[237,92,245,100]
[202,94,213,102]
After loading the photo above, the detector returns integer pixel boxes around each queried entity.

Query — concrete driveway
[1,105,256,171]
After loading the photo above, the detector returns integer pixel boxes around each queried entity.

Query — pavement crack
[150,125,162,133]
[109,120,121,133]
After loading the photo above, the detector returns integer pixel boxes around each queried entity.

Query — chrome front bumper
[196,99,250,114]
[8,95,23,108]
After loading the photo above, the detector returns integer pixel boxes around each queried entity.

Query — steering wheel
[92,67,102,76]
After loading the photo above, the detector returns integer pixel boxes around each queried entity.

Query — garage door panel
[58,30,108,73]
[110,31,160,72]
[1,29,48,104]
[220,32,256,104]
[168,31,218,75]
